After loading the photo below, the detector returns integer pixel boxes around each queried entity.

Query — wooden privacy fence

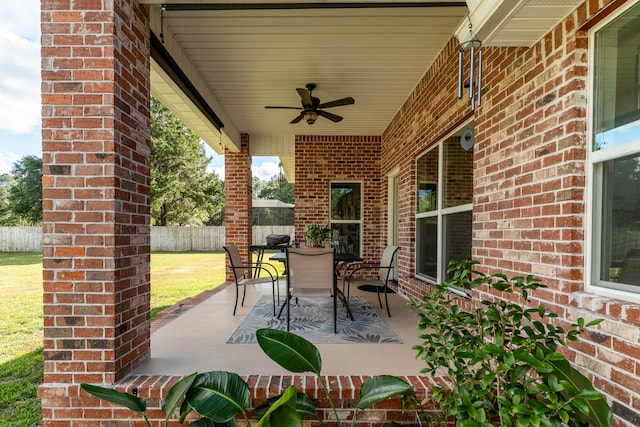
[0,226,295,252]
[152,226,226,251]
[0,227,42,251]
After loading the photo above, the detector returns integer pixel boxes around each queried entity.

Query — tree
[254,172,294,204]
[150,98,224,226]
[0,173,17,225]
[203,181,224,226]
[252,176,264,199]
[8,155,42,225]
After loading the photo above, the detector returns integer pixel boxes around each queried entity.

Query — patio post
[224,134,253,279]
[39,0,151,424]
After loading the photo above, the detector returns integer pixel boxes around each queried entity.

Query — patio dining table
[268,250,361,264]
[248,243,291,278]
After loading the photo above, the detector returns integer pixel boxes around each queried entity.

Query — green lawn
[0,250,256,426]
[150,251,228,320]
[0,252,44,427]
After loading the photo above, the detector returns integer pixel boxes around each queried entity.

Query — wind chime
[458,18,483,111]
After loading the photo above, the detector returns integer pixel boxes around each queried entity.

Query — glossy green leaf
[189,418,237,427]
[461,387,472,406]
[186,371,250,423]
[514,349,551,373]
[80,383,146,413]
[255,385,299,427]
[179,399,193,425]
[179,394,193,423]
[575,389,604,400]
[571,398,590,415]
[357,375,413,409]
[586,318,604,327]
[253,392,316,420]
[162,372,197,420]
[256,328,322,375]
[559,409,569,424]
[293,392,317,419]
[544,352,565,361]
[512,405,531,415]
[477,408,487,422]
[263,405,303,427]
[546,356,613,427]
[547,375,563,392]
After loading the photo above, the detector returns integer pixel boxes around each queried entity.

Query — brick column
[39,1,151,422]
[224,134,253,279]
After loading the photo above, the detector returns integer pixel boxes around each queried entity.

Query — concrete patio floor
[134,280,427,377]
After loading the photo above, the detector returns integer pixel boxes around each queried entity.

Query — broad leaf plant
[81,328,413,426]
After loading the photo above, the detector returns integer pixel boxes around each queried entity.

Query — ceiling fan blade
[318,97,355,109]
[318,110,343,122]
[296,88,313,106]
[265,106,302,110]
[290,112,304,124]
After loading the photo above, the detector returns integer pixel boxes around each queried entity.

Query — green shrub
[410,260,612,427]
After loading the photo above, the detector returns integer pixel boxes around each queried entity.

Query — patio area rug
[227,295,402,344]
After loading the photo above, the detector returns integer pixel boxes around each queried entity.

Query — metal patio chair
[343,245,399,317]
[223,245,279,316]
[277,247,343,332]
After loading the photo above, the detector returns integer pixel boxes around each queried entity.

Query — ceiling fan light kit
[265,83,355,125]
[303,110,318,124]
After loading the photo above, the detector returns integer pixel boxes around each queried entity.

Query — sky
[0,0,280,181]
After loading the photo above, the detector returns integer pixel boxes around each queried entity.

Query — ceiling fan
[265,83,355,125]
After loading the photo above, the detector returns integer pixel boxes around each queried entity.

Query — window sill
[412,274,471,300]
[571,290,640,328]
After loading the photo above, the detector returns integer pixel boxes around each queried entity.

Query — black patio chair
[343,245,399,317]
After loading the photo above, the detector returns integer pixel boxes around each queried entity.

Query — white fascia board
[149,5,241,153]
[455,0,527,46]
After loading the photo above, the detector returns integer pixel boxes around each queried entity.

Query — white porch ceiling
[151,2,468,139]
[140,1,583,181]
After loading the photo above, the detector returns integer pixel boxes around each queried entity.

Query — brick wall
[47,374,436,426]
[294,135,384,262]
[382,1,640,426]
[39,0,151,425]
[224,134,253,280]
[383,36,472,298]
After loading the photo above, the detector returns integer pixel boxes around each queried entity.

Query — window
[590,2,640,295]
[330,182,361,255]
[416,125,473,285]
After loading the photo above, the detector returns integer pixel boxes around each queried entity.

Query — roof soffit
[149,4,242,153]
[456,0,582,47]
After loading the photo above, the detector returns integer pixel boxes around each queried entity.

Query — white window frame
[415,143,442,284]
[415,124,473,287]
[387,166,400,281]
[329,180,363,256]
[586,0,640,304]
